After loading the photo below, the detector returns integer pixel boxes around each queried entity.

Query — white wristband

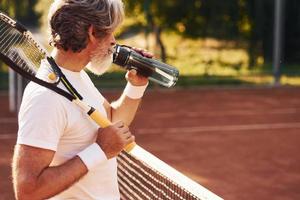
[77,143,107,171]
[124,82,148,99]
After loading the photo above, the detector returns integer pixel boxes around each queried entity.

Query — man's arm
[105,48,152,125]
[104,69,148,126]
[12,145,87,200]
[105,92,142,125]
[13,121,134,200]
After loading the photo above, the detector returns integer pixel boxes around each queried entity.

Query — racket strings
[20,34,47,66]
[22,33,45,62]
[0,24,13,45]
[0,19,43,59]
[0,13,46,56]
[25,31,47,55]
[13,31,42,65]
[1,32,35,74]
[3,29,21,54]
[0,20,46,76]
[19,37,41,67]
[0,15,58,82]
[1,15,66,88]
[0,27,29,69]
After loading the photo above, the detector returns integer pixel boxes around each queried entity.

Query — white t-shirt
[17,61,120,200]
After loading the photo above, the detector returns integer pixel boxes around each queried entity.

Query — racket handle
[124,142,136,152]
[89,109,112,127]
[89,109,137,153]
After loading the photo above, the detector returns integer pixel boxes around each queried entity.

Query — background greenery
[1,0,300,90]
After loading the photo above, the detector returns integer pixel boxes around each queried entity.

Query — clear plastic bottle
[113,44,179,87]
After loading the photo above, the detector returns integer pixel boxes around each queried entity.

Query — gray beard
[86,51,113,75]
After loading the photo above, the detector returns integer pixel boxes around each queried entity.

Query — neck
[51,48,90,72]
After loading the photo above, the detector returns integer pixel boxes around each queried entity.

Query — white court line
[153,108,300,118]
[0,117,17,123]
[0,133,17,140]
[136,122,300,135]
[2,119,300,139]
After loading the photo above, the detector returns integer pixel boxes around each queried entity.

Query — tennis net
[117,146,223,200]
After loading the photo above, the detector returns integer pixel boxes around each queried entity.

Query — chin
[86,54,113,76]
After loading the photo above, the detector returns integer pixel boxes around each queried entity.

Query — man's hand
[96,121,135,159]
[132,47,153,58]
[125,47,154,86]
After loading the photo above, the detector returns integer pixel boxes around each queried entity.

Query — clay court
[1,86,300,200]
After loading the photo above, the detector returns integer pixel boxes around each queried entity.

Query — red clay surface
[1,86,300,200]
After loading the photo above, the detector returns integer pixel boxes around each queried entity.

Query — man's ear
[88,25,97,44]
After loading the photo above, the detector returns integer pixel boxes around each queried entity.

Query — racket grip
[124,142,136,152]
[89,109,137,153]
[89,109,112,127]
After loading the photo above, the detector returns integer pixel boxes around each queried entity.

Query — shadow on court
[1,87,300,200]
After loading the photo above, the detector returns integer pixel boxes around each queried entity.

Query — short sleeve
[17,85,67,151]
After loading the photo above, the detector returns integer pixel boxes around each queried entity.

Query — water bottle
[113,44,179,87]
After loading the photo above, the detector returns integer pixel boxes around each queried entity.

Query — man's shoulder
[19,82,69,123]
[22,82,66,105]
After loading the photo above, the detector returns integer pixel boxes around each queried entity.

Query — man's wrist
[124,81,148,99]
[77,143,107,171]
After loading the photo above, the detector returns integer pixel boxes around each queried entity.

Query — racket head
[0,12,77,101]
[0,12,60,83]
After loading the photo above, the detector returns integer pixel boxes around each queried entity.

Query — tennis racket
[0,12,135,152]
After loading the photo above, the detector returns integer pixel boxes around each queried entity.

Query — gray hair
[49,0,124,52]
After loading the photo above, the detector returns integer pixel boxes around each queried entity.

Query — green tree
[246,0,274,67]
[284,0,300,64]
[0,0,40,71]
[124,0,278,68]
[124,0,245,61]
[0,0,41,27]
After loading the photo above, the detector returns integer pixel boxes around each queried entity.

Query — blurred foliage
[123,0,267,66]
[284,0,300,63]
[0,0,41,26]
[124,0,300,67]
[2,0,299,67]
[1,0,300,89]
